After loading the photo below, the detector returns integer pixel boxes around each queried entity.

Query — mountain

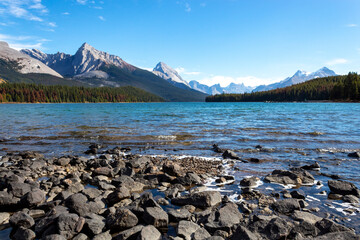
[189,80,254,95]
[21,43,207,102]
[152,62,190,89]
[0,41,62,78]
[253,67,337,92]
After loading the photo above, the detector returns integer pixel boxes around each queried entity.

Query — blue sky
[0,0,359,87]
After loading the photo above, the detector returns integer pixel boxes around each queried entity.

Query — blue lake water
[0,102,360,231]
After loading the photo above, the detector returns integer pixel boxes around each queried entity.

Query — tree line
[0,83,164,103]
[206,73,360,102]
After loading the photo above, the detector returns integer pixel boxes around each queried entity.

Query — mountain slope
[21,43,208,102]
[253,67,337,92]
[152,62,190,89]
[189,80,253,95]
[0,41,63,78]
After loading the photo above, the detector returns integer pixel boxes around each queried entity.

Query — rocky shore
[0,145,359,240]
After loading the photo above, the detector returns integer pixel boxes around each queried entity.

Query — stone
[343,195,359,203]
[82,188,102,200]
[348,152,360,158]
[328,180,360,197]
[172,191,222,208]
[106,208,138,232]
[192,228,211,240]
[131,156,151,169]
[222,150,240,160]
[42,234,66,240]
[20,188,46,207]
[0,191,20,210]
[137,225,161,240]
[93,167,113,177]
[93,231,112,240]
[163,162,184,177]
[57,213,83,239]
[290,190,306,199]
[231,226,260,240]
[168,208,191,222]
[240,177,259,187]
[73,233,89,240]
[107,186,131,206]
[12,227,36,240]
[313,231,359,240]
[157,198,169,205]
[263,217,292,239]
[112,225,144,240]
[143,207,168,228]
[9,211,35,228]
[54,157,71,166]
[0,212,10,225]
[264,169,315,186]
[177,220,201,240]
[292,210,322,224]
[84,214,105,236]
[315,218,351,235]
[205,202,243,231]
[8,182,32,198]
[301,162,320,171]
[272,199,301,214]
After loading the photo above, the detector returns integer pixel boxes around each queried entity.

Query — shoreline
[0,145,359,239]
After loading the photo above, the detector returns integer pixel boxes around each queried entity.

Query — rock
[240,177,259,187]
[0,212,10,225]
[290,190,306,199]
[172,191,222,208]
[8,182,32,198]
[205,202,243,231]
[131,156,150,169]
[20,188,46,207]
[157,198,169,206]
[93,167,113,177]
[231,226,260,240]
[9,211,35,228]
[177,220,201,240]
[164,187,179,199]
[292,220,319,238]
[93,231,112,240]
[192,228,211,240]
[54,157,71,166]
[264,169,315,186]
[82,188,102,200]
[272,199,301,214]
[65,193,89,216]
[315,218,351,235]
[84,214,105,236]
[163,162,184,177]
[168,208,191,222]
[106,208,138,232]
[57,213,83,239]
[0,191,20,210]
[343,195,359,203]
[212,144,224,153]
[106,186,131,206]
[328,180,360,197]
[313,231,359,240]
[301,162,320,171]
[73,233,89,240]
[292,210,322,224]
[12,227,36,240]
[143,207,168,228]
[112,225,144,240]
[42,234,66,240]
[137,225,161,240]
[263,217,292,239]
[348,152,360,158]
[222,150,240,160]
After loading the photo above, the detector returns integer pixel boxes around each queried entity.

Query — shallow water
[0,102,360,232]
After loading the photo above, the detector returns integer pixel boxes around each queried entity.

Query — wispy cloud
[0,0,49,22]
[177,1,191,12]
[185,2,191,12]
[326,58,349,66]
[0,33,46,50]
[346,24,357,28]
[98,16,105,21]
[62,12,70,15]
[175,67,201,76]
[76,0,88,5]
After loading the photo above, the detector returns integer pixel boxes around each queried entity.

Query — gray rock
[348,152,360,158]
[205,202,242,231]
[313,231,360,240]
[157,198,169,206]
[163,162,184,177]
[143,207,168,228]
[315,218,351,235]
[164,187,179,199]
[0,191,20,209]
[292,210,322,225]
[113,225,144,240]
[106,186,131,206]
[240,177,259,187]
[93,231,112,240]
[42,234,66,240]
[93,167,113,177]
[8,182,32,198]
[131,156,151,169]
[168,208,191,222]
[13,227,36,240]
[10,211,35,228]
[136,225,161,240]
[263,217,293,239]
[264,169,315,186]
[291,190,306,199]
[192,228,211,240]
[177,220,201,240]
[20,188,46,207]
[0,212,10,225]
[106,208,138,232]
[82,188,102,200]
[84,214,105,236]
[73,233,89,240]
[171,191,222,208]
[231,226,260,240]
[343,195,359,203]
[57,213,83,239]
[65,193,101,216]
[222,150,240,160]
[328,180,360,197]
[272,199,301,214]
[54,157,71,166]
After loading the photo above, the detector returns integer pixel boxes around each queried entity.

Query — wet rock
[168,208,191,222]
[272,199,301,214]
[212,144,224,153]
[315,218,352,235]
[12,227,36,240]
[292,210,322,224]
[205,202,242,231]
[320,173,341,179]
[172,191,222,208]
[240,177,260,187]
[106,208,138,232]
[313,231,360,240]
[222,150,241,160]
[348,152,360,158]
[328,180,360,197]
[177,220,201,240]
[10,211,35,229]
[164,187,179,199]
[157,198,169,205]
[93,231,112,240]
[343,195,359,203]
[231,226,261,240]
[301,162,320,171]
[264,168,315,186]
[137,225,161,240]
[143,207,168,228]
[290,190,306,199]
[20,188,46,207]
[192,228,211,240]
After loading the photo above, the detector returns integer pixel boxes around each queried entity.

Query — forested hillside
[206,73,360,102]
[0,83,164,103]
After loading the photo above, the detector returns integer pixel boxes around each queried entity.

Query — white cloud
[346,24,357,27]
[62,12,70,15]
[98,16,105,21]
[197,75,280,87]
[185,2,191,12]
[175,67,201,76]
[48,22,56,27]
[326,58,349,66]
[76,0,88,5]
[0,33,45,50]
[0,0,47,22]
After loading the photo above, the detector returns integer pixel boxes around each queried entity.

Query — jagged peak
[0,41,9,47]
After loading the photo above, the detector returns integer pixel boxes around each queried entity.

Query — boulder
[264,169,315,186]
[301,162,320,171]
[0,191,20,210]
[143,207,168,228]
[12,227,36,240]
[112,225,144,240]
[93,231,112,240]
[343,195,359,203]
[137,225,161,240]
[172,191,222,208]
[177,220,201,240]
[263,217,292,239]
[106,208,138,232]
[42,234,66,240]
[272,199,301,214]
[10,211,35,228]
[57,213,83,239]
[231,226,261,240]
[205,202,242,231]
[8,182,32,198]
[130,156,151,169]
[65,193,89,216]
[328,180,360,197]
[240,177,259,187]
[106,186,131,206]
[168,208,191,222]
[348,152,360,158]
[192,228,211,240]
[84,214,105,236]
[315,218,351,235]
[0,212,10,225]
[20,188,46,207]
[163,162,184,177]
[222,150,240,160]
[292,210,322,225]
[313,231,359,240]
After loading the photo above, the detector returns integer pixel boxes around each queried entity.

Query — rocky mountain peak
[153,62,190,88]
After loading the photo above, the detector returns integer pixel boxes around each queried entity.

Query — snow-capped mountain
[0,41,63,78]
[21,42,135,78]
[253,67,337,92]
[152,62,191,89]
[189,81,254,95]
